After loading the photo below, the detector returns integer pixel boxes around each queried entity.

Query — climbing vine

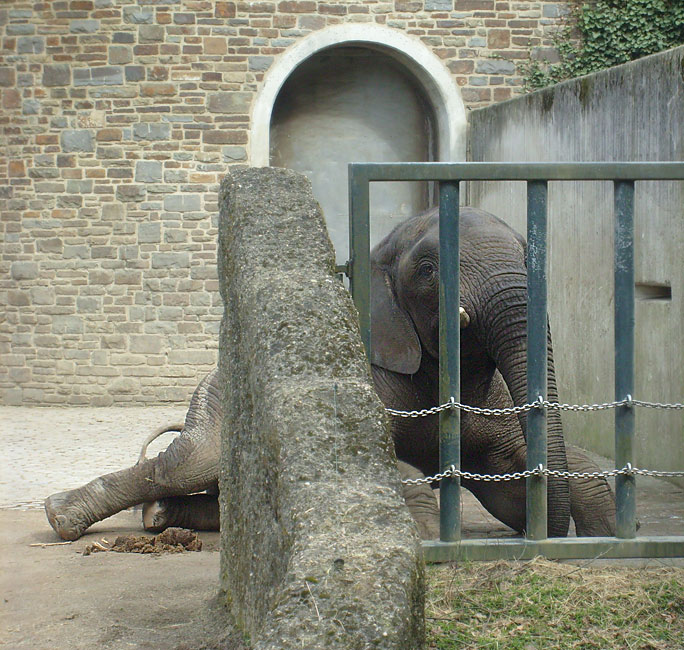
[523,0,684,90]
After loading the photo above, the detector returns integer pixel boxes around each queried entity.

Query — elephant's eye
[418,262,435,278]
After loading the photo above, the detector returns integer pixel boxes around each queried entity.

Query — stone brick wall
[0,0,569,406]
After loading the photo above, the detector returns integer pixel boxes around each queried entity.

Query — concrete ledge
[217,167,424,649]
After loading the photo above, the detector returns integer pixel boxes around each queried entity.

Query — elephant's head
[370,206,570,536]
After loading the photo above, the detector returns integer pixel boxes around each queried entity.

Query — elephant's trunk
[478,274,570,537]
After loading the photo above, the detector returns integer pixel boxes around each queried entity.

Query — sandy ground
[1,406,683,649]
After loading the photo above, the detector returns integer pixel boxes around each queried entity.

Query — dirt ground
[0,509,244,650]
[1,406,683,649]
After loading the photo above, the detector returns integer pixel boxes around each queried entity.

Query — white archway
[249,24,466,166]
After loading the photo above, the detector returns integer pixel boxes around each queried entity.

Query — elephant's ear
[370,266,421,374]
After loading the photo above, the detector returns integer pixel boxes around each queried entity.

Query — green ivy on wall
[523,0,684,90]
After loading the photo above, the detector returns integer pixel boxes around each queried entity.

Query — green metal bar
[350,161,684,182]
[345,161,684,562]
[614,180,637,539]
[348,165,371,358]
[439,181,461,543]
[526,181,548,540]
[423,536,684,563]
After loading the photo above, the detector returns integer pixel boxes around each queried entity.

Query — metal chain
[401,463,684,486]
[386,395,683,419]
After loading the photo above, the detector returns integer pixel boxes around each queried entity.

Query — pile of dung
[83,528,202,555]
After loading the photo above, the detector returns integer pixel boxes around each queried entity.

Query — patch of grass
[427,558,684,650]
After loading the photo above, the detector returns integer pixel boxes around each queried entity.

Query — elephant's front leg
[398,461,440,540]
[566,445,616,536]
[459,370,530,535]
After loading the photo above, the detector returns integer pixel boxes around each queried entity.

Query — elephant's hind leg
[142,489,220,533]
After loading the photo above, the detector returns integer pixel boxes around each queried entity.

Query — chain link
[386,395,683,419]
[401,463,684,486]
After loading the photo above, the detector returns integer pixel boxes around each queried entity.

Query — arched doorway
[250,25,466,264]
[270,46,436,263]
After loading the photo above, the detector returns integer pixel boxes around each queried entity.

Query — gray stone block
[52,316,84,335]
[123,7,154,23]
[125,65,145,82]
[217,168,424,648]
[77,296,101,313]
[17,72,33,87]
[116,184,147,202]
[222,146,247,162]
[7,24,35,35]
[163,194,201,212]
[133,122,171,141]
[207,92,251,114]
[102,202,125,219]
[129,335,163,354]
[138,24,164,43]
[0,67,14,86]
[66,180,94,193]
[63,245,90,259]
[425,0,452,9]
[61,130,94,152]
[17,36,44,54]
[248,55,273,71]
[30,287,55,305]
[113,32,135,44]
[109,377,140,394]
[10,262,39,280]
[135,160,162,183]
[97,146,124,159]
[42,64,71,87]
[476,59,517,75]
[151,252,190,269]
[74,66,123,86]
[109,45,132,65]
[70,19,99,33]
[36,237,63,253]
[138,221,161,243]
[164,169,187,183]
[22,99,40,115]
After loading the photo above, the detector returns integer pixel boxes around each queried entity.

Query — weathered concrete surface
[468,46,684,487]
[217,168,424,648]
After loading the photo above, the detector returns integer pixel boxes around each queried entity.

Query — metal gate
[347,162,684,562]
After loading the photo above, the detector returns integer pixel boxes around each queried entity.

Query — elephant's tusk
[459,307,470,328]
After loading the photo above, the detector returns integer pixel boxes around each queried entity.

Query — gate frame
[347,161,684,562]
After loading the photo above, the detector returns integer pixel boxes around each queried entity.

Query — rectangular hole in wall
[635,282,672,301]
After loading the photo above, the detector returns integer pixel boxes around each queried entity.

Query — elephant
[45,206,616,541]
[369,206,615,537]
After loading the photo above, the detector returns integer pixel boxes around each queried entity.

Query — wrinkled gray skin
[45,208,615,541]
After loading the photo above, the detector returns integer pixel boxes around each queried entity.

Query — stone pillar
[218,168,424,649]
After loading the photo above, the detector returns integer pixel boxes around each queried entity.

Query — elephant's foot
[142,494,220,533]
[45,490,96,541]
[142,499,172,533]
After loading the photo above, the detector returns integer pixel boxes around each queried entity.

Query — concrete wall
[467,47,684,483]
[218,167,424,648]
[0,0,571,406]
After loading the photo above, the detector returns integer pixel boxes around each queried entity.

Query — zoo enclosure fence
[346,161,684,562]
